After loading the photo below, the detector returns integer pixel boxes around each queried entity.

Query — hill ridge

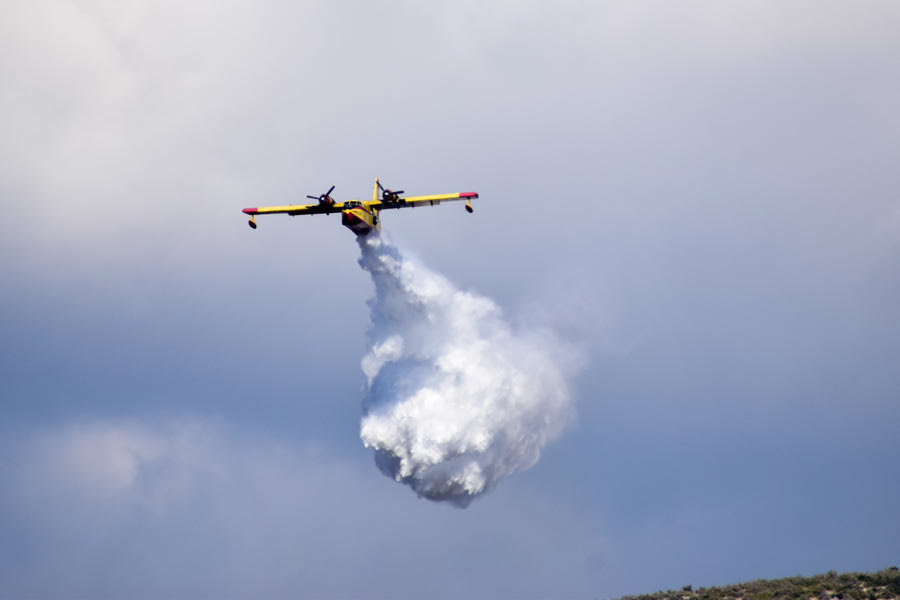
[615,567,900,600]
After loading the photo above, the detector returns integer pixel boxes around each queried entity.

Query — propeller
[307,185,336,205]
[376,180,404,202]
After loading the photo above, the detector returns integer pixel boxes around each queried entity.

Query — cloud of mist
[357,234,576,507]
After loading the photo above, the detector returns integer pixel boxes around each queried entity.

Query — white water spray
[358,234,575,507]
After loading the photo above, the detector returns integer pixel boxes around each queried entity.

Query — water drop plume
[357,233,575,507]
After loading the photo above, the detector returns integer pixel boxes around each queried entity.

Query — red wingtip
[242,208,258,215]
[460,192,479,199]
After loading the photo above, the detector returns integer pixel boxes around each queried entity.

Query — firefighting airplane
[242,178,479,236]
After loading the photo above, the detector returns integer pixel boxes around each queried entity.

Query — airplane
[242,178,479,236]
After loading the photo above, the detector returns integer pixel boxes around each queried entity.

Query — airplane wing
[242,202,345,217]
[371,192,478,211]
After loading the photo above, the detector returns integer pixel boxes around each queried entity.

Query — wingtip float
[242,177,480,236]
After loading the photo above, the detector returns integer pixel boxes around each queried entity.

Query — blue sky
[1,1,899,598]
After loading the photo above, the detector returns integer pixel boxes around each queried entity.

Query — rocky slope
[617,567,900,600]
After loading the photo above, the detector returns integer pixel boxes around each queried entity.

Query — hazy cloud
[1,1,899,598]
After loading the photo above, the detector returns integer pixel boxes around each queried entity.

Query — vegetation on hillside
[617,567,900,600]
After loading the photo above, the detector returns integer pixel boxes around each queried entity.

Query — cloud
[0,417,608,599]
[1,1,899,597]
[19,419,224,510]
[3,418,374,596]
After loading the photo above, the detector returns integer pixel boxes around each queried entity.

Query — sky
[1,1,899,598]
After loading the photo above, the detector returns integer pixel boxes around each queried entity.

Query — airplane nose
[342,210,361,226]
